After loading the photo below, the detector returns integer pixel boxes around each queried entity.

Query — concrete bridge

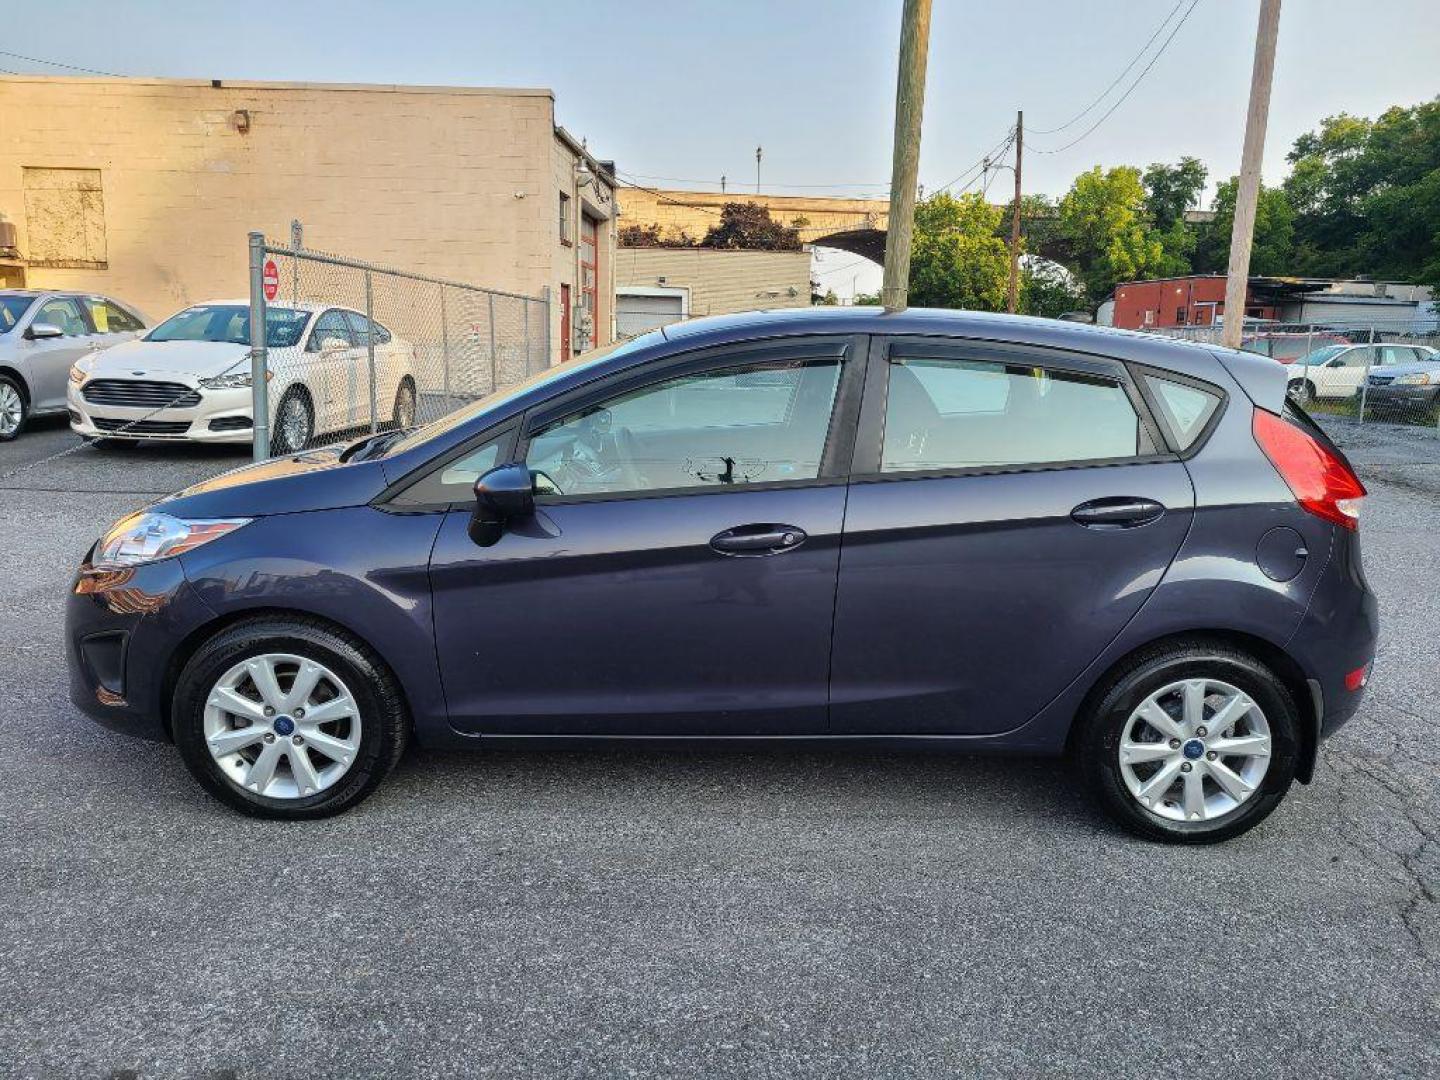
[616,188,890,262]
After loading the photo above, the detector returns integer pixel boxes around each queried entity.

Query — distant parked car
[1283,343,1435,404]
[0,289,148,441]
[67,301,419,454]
[1362,349,1440,420]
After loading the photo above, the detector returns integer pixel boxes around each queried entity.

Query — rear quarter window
[1143,374,1222,452]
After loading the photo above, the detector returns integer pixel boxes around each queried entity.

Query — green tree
[700,202,802,250]
[906,192,1010,310]
[1020,260,1087,318]
[1283,100,1440,288]
[1192,177,1295,276]
[1057,166,1165,298]
[1143,156,1207,230]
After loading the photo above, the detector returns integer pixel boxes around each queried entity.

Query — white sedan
[67,301,418,454]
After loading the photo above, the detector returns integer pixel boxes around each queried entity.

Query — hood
[159,445,391,519]
[91,338,253,378]
[1371,361,1440,379]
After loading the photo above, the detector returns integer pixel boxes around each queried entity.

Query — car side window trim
[1129,363,1229,459]
[850,335,1173,480]
[512,335,866,505]
[375,421,520,513]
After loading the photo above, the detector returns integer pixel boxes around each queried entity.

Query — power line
[933,128,1016,195]
[1027,0,1186,136]
[1029,0,1202,156]
[0,48,121,77]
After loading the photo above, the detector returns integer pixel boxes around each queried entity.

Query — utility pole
[721,174,727,194]
[1222,0,1282,350]
[755,146,762,194]
[1007,111,1023,314]
[880,0,934,312]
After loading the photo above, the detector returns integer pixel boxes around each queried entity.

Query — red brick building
[1112,274,1279,330]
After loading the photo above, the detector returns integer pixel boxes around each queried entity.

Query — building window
[559,192,572,245]
[23,167,107,268]
[1142,310,1155,326]
[1176,308,1187,325]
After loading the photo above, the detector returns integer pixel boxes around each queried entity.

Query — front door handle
[710,524,807,556]
[1071,497,1166,530]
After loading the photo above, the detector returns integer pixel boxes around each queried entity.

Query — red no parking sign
[262,259,279,301]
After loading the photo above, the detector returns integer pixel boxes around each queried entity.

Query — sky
[6,0,1439,297]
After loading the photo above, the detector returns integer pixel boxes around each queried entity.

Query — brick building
[1111,274,1279,330]
[0,75,616,361]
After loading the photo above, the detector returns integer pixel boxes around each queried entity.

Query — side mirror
[469,463,535,546]
[1328,358,1346,368]
[25,322,64,340]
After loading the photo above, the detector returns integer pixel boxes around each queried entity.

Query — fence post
[364,269,378,434]
[1358,325,1373,424]
[540,286,552,369]
[290,219,302,307]
[439,283,450,410]
[488,292,498,395]
[248,232,270,462]
[524,297,533,375]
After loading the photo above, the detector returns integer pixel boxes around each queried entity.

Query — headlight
[92,512,250,569]
[69,363,90,386]
[200,371,253,390]
[1395,372,1432,386]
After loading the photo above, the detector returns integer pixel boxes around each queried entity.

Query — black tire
[270,387,314,456]
[172,617,409,819]
[1076,640,1300,844]
[0,373,28,442]
[390,376,417,430]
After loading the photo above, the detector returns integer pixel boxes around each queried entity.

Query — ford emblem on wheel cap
[1183,739,1206,760]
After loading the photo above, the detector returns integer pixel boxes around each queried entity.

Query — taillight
[1252,408,1366,530]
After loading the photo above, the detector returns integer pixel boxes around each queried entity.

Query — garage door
[617,292,684,338]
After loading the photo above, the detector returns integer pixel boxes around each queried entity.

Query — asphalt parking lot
[1,414,1436,1079]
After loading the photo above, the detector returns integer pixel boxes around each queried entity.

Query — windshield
[145,305,311,348]
[1295,345,1346,366]
[379,332,666,458]
[0,295,35,335]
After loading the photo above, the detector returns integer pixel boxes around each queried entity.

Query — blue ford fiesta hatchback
[66,309,1377,841]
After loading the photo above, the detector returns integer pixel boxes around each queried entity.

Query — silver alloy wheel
[0,382,22,436]
[203,653,362,799]
[1118,678,1272,823]
[395,381,416,428]
[278,395,311,453]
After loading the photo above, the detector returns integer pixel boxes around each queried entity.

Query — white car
[68,301,418,454]
[1284,343,1437,404]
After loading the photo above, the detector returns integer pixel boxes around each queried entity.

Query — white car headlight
[92,512,250,569]
[69,358,95,386]
[1395,372,1432,386]
[200,371,254,390]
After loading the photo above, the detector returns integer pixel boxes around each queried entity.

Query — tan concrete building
[615,247,812,336]
[617,187,889,250]
[0,75,616,362]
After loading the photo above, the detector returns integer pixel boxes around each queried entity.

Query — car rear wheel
[172,617,409,819]
[271,388,314,456]
[1076,641,1300,843]
[0,375,27,441]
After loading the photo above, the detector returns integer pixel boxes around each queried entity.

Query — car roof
[188,299,329,313]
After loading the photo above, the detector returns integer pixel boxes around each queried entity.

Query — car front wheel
[0,375,27,441]
[172,617,409,819]
[1077,641,1300,843]
[271,388,314,455]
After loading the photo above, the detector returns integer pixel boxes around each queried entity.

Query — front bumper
[1362,383,1437,411]
[68,380,255,444]
[65,556,218,741]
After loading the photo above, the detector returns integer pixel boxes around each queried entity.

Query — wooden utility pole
[1222,0,1282,349]
[880,0,934,312]
[1007,111,1023,314]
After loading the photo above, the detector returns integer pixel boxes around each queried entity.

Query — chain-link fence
[248,232,549,459]
[1149,319,1440,433]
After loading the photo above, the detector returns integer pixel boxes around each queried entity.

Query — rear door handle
[710,524,807,556]
[1070,497,1166,530]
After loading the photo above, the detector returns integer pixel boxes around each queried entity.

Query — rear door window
[879,355,1152,473]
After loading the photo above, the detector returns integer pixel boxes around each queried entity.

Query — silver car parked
[0,289,149,440]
